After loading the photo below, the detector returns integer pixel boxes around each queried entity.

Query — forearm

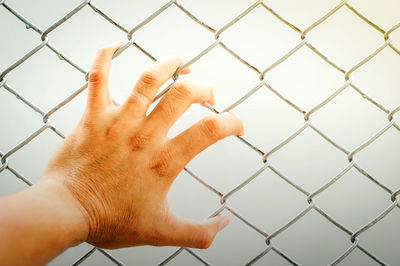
[0,180,88,265]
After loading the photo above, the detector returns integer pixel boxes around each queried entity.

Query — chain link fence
[0,0,399,265]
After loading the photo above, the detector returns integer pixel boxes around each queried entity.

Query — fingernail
[217,215,230,232]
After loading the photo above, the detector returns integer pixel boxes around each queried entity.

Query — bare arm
[0,41,244,265]
[0,180,87,265]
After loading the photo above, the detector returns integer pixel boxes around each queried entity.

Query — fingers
[120,56,190,118]
[87,41,124,112]
[161,213,230,249]
[166,112,244,170]
[146,80,215,135]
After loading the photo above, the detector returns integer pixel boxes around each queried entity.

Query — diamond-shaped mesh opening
[187,134,264,194]
[312,86,389,150]
[6,46,85,111]
[361,209,400,266]
[315,167,391,231]
[8,128,61,183]
[185,45,261,111]
[0,7,41,71]
[266,45,344,111]
[228,167,309,233]
[357,127,400,190]
[233,87,305,153]
[273,208,351,265]
[47,5,127,69]
[269,127,349,192]
[132,4,214,61]
[263,0,341,30]
[218,4,299,70]
[309,6,384,69]
[0,88,43,151]
[352,46,400,110]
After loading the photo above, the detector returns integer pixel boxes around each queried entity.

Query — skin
[0,41,244,265]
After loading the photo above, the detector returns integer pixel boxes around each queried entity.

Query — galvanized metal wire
[0,0,399,265]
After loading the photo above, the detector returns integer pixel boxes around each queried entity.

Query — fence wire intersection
[0,0,399,265]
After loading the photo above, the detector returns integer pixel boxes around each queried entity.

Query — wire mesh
[0,0,399,265]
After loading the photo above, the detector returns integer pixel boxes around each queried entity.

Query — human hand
[40,41,244,249]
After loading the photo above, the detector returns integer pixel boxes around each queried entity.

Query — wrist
[34,178,89,247]
[0,178,89,265]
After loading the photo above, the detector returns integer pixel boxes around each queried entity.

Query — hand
[40,41,244,249]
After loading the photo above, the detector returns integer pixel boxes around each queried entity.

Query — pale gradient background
[1,0,400,265]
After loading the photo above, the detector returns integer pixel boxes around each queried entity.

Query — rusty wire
[0,0,399,265]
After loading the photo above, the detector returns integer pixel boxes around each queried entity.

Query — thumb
[164,213,230,249]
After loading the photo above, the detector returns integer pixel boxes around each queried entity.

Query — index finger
[87,41,124,112]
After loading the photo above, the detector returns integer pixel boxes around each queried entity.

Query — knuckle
[148,147,174,177]
[139,71,159,86]
[173,81,194,101]
[126,91,149,109]
[79,116,97,133]
[200,116,222,140]
[88,70,105,85]
[82,120,96,132]
[105,123,121,140]
[128,130,152,151]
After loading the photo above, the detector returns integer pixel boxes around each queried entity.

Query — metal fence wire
[0,0,400,265]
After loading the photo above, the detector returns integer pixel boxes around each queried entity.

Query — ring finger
[146,79,215,135]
